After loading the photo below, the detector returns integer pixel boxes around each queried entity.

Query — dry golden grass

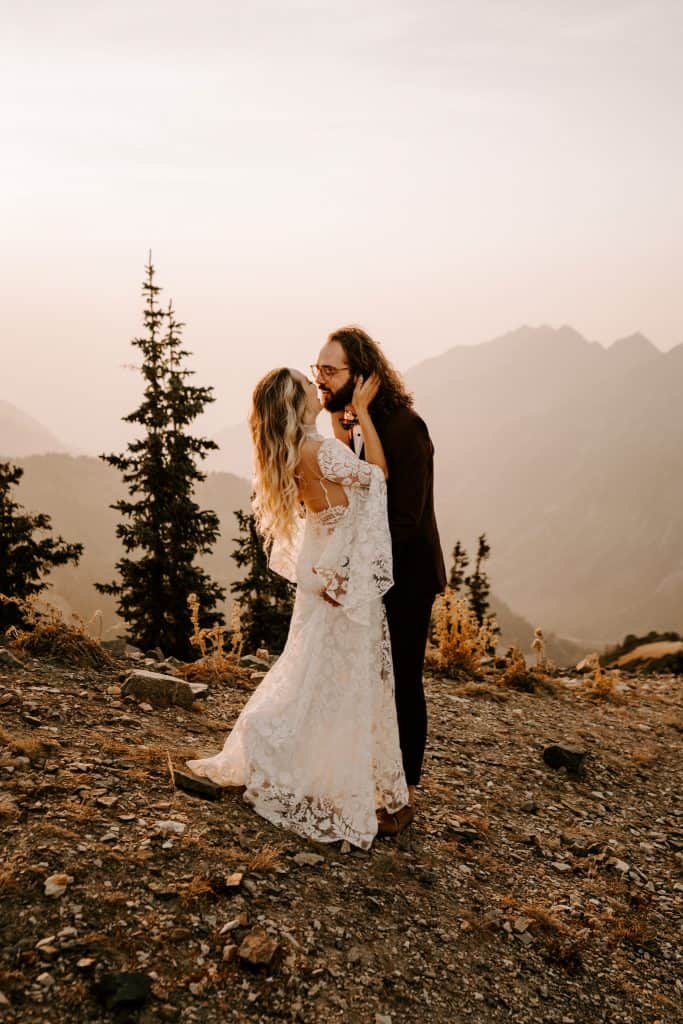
[497,896,588,971]
[62,795,96,817]
[104,848,153,867]
[421,779,454,798]
[457,813,491,834]
[498,644,557,695]
[517,903,567,936]
[182,876,215,900]
[0,725,49,763]
[248,841,286,873]
[0,795,19,819]
[38,822,82,842]
[177,834,219,856]
[580,653,626,703]
[229,602,244,659]
[176,655,254,690]
[470,851,513,876]
[97,737,200,769]
[609,913,654,948]
[459,907,499,933]
[499,644,532,690]
[427,588,497,678]
[3,595,114,670]
[593,897,657,952]
[122,766,152,783]
[173,593,250,687]
[630,745,660,767]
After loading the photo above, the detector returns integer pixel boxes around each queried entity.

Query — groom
[314,326,447,834]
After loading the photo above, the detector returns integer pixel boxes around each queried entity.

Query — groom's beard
[322,377,356,413]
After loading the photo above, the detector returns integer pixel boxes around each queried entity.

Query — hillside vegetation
[13,454,251,635]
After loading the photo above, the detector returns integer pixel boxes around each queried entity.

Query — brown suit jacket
[365,405,447,597]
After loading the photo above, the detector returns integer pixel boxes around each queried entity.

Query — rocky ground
[0,646,681,1024]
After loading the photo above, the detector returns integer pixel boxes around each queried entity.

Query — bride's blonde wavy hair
[249,368,308,551]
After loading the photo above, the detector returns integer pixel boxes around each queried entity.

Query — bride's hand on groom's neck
[331,412,352,445]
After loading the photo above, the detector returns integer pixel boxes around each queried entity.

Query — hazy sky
[3,1,682,452]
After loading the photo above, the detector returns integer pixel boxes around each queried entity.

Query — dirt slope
[1,652,681,1023]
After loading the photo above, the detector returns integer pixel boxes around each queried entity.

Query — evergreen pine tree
[230,510,294,654]
[0,462,83,628]
[465,533,492,626]
[96,256,225,659]
[448,539,469,593]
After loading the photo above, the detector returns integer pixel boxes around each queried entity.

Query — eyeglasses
[310,363,349,380]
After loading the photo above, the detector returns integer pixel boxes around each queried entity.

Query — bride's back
[296,439,349,515]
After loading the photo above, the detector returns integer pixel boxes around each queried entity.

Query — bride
[186,367,409,850]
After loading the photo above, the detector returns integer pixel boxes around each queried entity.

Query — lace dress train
[186,437,408,850]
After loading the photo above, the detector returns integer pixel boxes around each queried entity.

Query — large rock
[101,638,127,658]
[173,769,222,801]
[239,654,271,671]
[238,927,280,969]
[542,743,587,775]
[93,971,152,1012]
[121,670,208,708]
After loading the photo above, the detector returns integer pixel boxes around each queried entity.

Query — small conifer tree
[464,533,499,652]
[230,510,294,654]
[96,256,225,659]
[449,539,469,593]
[465,533,491,626]
[0,462,83,628]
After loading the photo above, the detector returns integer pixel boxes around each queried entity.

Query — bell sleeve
[313,439,393,623]
[268,512,305,583]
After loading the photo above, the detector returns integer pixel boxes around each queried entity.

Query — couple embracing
[187,326,446,849]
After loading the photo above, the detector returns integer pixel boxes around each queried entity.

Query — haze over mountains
[407,325,682,643]
[3,325,681,647]
[1,400,70,457]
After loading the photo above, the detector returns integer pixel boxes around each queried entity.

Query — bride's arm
[352,374,388,479]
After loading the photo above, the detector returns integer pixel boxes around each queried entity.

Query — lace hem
[243,785,406,851]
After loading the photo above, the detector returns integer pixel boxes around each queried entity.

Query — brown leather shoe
[376,803,415,837]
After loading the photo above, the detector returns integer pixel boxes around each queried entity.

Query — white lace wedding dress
[186,436,408,849]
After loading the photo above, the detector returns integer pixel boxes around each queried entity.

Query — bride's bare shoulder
[297,438,325,476]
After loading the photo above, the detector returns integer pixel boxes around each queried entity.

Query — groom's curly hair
[328,326,413,414]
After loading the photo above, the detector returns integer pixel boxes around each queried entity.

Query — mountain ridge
[0,399,70,458]
[404,326,682,642]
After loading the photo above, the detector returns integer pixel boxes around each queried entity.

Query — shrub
[427,587,498,678]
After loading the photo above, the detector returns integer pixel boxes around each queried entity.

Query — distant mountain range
[4,325,681,647]
[1,400,70,457]
[207,420,253,479]
[405,325,682,643]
